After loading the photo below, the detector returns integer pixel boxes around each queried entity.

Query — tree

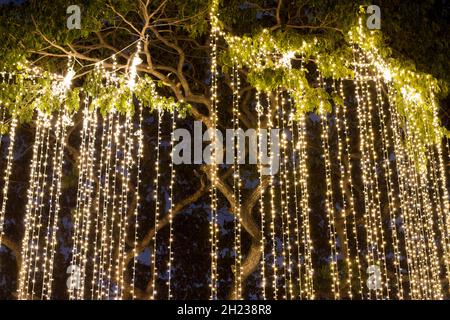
[0,0,449,300]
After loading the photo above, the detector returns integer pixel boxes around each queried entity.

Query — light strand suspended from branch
[231,62,243,300]
[0,115,17,248]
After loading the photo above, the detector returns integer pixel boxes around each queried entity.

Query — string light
[3,7,450,301]
[91,111,108,300]
[266,93,278,300]
[278,91,294,299]
[318,74,340,299]
[0,115,17,248]
[26,111,52,299]
[131,100,144,299]
[209,0,221,300]
[256,91,267,300]
[231,62,242,299]
[151,107,162,300]
[296,112,314,299]
[353,48,383,299]
[41,108,70,299]
[273,90,288,299]
[167,108,176,299]
[360,53,390,300]
[387,87,420,298]
[373,73,404,299]
[98,109,115,299]
[115,112,132,299]
[288,94,306,300]
[294,58,314,299]
[18,110,45,299]
[336,79,364,298]
[332,80,353,299]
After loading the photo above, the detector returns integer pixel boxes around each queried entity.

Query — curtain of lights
[0,5,449,300]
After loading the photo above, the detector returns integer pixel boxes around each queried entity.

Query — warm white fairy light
[265,93,278,300]
[337,79,364,298]
[353,49,384,299]
[231,62,242,299]
[318,74,340,300]
[360,57,390,299]
[373,74,404,299]
[405,94,443,298]
[18,106,63,300]
[90,113,107,299]
[4,6,449,302]
[209,0,221,301]
[278,91,294,299]
[69,104,89,300]
[426,142,450,291]
[167,108,177,300]
[96,61,118,300]
[131,100,144,300]
[287,95,304,299]
[18,110,45,299]
[105,110,120,300]
[0,115,18,248]
[296,112,314,299]
[106,110,123,299]
[332,80,353,299]
[426,128,450,291]
[46,109,71,299]
[385,78,442,299]
[151,107,162,300]
[0,103,6,152]
[98,110,115,299]
[88,62,111,300]
[274,91,289,299]
[256,91,267,300]
[115,114,126,299]
[430,89,450,289]
[388,90,420,298]
[121,113,135,298]
[93,115,105,299]
[40,121,61,298]
[27,111,51,299]
[69,96,99,300]
[403,120,439,299]
[84,107,98,299]
[79,105,98,300]
[115,113,133,300]
[293,58,314,299]
[41,108,69,299]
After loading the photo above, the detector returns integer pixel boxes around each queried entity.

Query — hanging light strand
[296,112,314,299]
[265,93,278,300]
[0,115,18,248]
[151,107,162,300]
[256,91,267,300]
[231,62,242,299]
[332,80,353,299]
[131,101,144,299]
[41,108,68,299]
[29,112,52,299]
[336,79,364,298]
[279,91,294,299]
[287,94,304,299]
[372,73,403,298]
[318,74,340,299]
[167,108,177,299]
[98,110,115,299]
[18,110,45,299]
[360,50,390,299]
[353,48,382,299]
[209,3,220,300]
